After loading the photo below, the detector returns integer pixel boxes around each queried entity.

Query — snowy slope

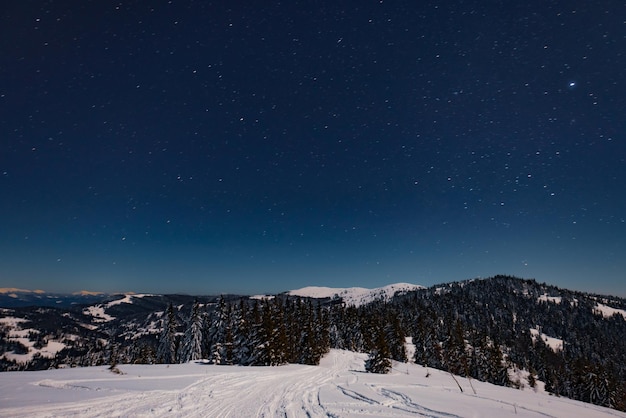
[288,282,424,307]
[1,350,622,418]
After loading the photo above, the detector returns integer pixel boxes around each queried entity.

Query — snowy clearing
[106,293,154,307]
[0,350,622,418]
[529,327,564,352]
[82,305,116,322]
[537,294,562,304]
[594,303,626,319]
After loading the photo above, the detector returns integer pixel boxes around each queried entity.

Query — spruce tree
[232,298,252,365]
[157,303,178,364]
[365,325,392,374]
[246,300,265,365]
[207,296,233,364]
[269,297,289,365]
[315,301,331,360]
[178,300,205,363]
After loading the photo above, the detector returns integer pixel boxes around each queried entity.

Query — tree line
[3,275,625,411]
[157,296,331,367]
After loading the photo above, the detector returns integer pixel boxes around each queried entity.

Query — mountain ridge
[287,282,425,306]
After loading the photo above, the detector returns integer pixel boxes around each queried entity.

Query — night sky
[1,1,625,296]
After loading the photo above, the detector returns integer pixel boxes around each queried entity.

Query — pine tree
[134,343,156,365]
[178,300,205,363]
[527,368,537,388]
[247,300,269,365]
[444,319,468,377]
[489,343,510,386]
[232,299,252,365]
[207,296,233,365]
[364,324,391,374]
[107,332,121,373]
[413,314,428,366]
[385,310,407,362]
[314,301,331,361]
[157,303,178,364]
[268,297,289,365]
[223,307,235,365]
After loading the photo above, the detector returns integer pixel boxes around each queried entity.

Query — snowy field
[0,350,623,418]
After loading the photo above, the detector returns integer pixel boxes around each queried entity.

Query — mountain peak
[288,282,424,307]
[72,290,106,296]
[0,288,46,295]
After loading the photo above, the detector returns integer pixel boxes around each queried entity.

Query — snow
[289,282,425,307]
[249,294,275,300]
[1,316,67,363]
[529,328,564,352]
[82,293,153,322]
[4,339,67,363]
[0,350,622,418]
[106,293,153,307]
[537,294,562,304]
[403,336,416,363]
[0,288,45,294]
[82,306,115,322]
[594,302,626,319]
[0,316,28,327]
[72,290,105,296]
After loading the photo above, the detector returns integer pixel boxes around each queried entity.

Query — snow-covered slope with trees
[1,349,623,418]
[2,276,626,412]
[288,282,424,306]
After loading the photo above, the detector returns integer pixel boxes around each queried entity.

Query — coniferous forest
[1,276,625,411]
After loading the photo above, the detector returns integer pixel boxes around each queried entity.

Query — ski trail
[2,351,625,418]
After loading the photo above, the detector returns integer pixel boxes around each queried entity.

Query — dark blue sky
[1,1,625,296]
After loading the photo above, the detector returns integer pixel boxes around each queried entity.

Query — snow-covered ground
[0,316,67,363]
[0,350,622,418]
[288,283,424,307]
[106,293,154,307]
[529,327,564,352]
[594,302,626,319]
[537,294,562,304]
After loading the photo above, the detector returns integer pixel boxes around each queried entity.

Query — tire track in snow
[252,363,337,417]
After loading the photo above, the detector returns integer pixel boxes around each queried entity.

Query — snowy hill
[0,349,623,418]
[2,276,626,412]
[288,282,424,306]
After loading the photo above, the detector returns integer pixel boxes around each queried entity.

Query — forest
[2,275,625,411]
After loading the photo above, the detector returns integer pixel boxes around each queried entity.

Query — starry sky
[1,1,625,296]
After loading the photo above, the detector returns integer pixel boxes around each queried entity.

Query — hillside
[287,282,425,306]
[1,349,624,418]
[1,276,625,412]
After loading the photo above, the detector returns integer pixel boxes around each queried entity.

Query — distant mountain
[287,282,425,307]
[0,288,46,295]
[0,288,110,308]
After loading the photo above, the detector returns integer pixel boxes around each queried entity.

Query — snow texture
[1,350,623,418]
[529,328,564,352]
[537,294,562,304]
[288,282,424,307]
[82,306,115,322]
[0,316,66,362]
[106,293,153,307]
[594,302,626,319]
[0,288,45,294]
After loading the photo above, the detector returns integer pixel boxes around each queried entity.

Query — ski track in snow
[1,350,625,418]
